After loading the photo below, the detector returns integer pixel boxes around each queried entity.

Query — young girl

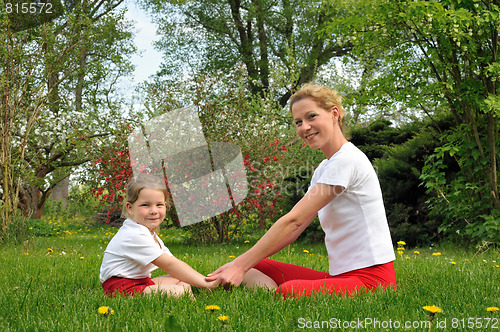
[100,174,217,297]
[207,84,396,299]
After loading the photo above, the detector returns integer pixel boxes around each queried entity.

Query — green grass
[1,216,499,331]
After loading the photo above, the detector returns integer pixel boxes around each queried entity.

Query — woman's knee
[242,268,278,290]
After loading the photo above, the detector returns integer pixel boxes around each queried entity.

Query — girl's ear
[125,202,133,217]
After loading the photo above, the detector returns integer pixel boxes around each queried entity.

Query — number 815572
[451,317,499,329]
[6,1,53,14]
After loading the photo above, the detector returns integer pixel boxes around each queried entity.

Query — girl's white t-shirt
[309,142,395,276]
[99,218,173,283]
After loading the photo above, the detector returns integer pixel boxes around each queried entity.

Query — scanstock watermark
[299,317,432,330]
[128,106,248,227]
[298,317,500,329]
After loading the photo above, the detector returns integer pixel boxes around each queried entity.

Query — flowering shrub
[85,122,134,225]
[88,69,321,241]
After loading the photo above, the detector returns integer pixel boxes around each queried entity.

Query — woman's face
[291,98,338,155]
[126,188,166,230]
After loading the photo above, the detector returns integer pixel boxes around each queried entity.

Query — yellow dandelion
[217,315,230,323]
[97,306,115,316]
[80,257,84,260]
[432,252,442,256]
[487,307,499,313]
[397,241,406,246]
[413,251,420,254]
[228,255,235,259]
[405,256,410,260]
[23,252,29,256]
[398,247,405,251]
[205,305,220,312]
[423,305,443,314]
[450,261,456,265]
[47,248,54,253]
[303,250,309,254]
[244,240,250,243]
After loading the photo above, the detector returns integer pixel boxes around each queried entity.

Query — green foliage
[349,119,415,160]
[0,1,136,230]
[421,122,500,244]
[375,131,441,246]
[140,0,359,105]
[0,215,30,244]
[323,0,500,244]
[24,218,58,238]
[43,185,101,222]
[347,118,442,246]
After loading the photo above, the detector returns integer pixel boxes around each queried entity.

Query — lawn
[0,215,499,331]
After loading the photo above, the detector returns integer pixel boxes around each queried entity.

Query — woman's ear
[331,106,340,122]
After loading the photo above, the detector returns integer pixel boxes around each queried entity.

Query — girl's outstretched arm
[207,183,342,287]
[152,254,219,289]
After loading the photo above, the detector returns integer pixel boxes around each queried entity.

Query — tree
[0,0,135,230]
[140,0,361,107]
[325,0,499,242]
[1,8,82,236]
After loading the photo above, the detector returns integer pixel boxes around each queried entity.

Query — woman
[207,84,396,298]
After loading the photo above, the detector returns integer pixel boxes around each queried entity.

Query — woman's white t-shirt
[99,218,173,283]
[309,142,395,276]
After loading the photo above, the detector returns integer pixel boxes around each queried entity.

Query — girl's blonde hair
[289,84,346,132]
[122,174,170,234]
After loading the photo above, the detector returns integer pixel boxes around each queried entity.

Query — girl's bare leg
[144,276,193,297]
[242,268,278,290]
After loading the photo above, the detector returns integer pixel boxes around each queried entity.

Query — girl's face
[126,189,167,231]
[292,97,339,157]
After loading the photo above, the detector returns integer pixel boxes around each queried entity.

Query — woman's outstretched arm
[207,183,342,286]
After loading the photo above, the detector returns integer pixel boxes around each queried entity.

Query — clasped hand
[206,261,246,289]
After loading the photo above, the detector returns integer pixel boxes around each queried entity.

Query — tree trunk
[49,175,69,209]
[18,186,38,219]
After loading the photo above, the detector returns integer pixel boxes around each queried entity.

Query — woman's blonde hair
[289,84,346,132]
[122,174,169,233]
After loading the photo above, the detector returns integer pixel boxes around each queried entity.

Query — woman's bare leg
[242,268,278,290]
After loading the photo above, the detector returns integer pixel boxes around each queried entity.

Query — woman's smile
[305,132,319,141]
